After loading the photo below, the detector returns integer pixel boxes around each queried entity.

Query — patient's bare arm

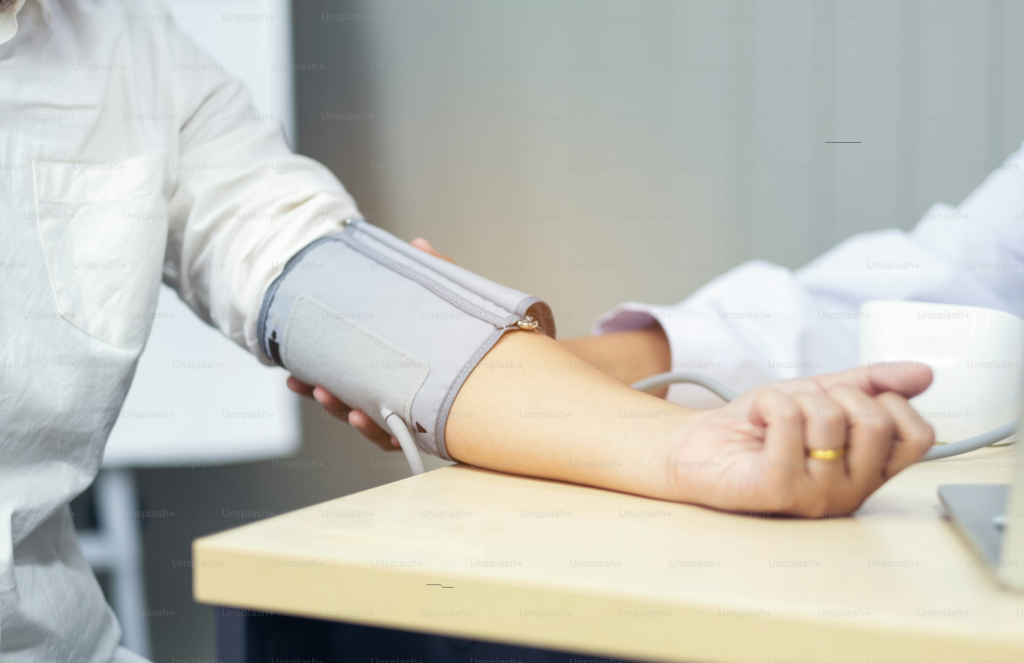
[287,239,934,516]
[444,329,933,516]
[299,325,933,516]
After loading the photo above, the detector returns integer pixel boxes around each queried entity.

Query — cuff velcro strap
[258,219,555,460]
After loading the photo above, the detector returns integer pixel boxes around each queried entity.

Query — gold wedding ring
[807,447,847,461]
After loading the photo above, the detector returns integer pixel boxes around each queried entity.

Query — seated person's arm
[302,292,933,517]
[450,330,934,517]
[292,243,932,517]
[317,318,933,517]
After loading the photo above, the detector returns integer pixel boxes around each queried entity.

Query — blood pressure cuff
[258,219,556,460]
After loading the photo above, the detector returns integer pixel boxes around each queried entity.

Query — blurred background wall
[133,0,1024,659]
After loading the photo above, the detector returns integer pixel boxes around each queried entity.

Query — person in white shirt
[1,1,933,660]
[588,142,1024,407]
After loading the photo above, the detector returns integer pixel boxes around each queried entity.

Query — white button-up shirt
[1,0,358,659]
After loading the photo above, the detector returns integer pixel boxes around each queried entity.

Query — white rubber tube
[381,408,426,475]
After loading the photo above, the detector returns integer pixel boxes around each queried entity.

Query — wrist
[570,385,700,501]
[622,408,699,501]
[656,411,709,504]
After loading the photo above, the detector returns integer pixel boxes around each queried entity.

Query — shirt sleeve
[161,19,360,364]
[594,141,1024,406]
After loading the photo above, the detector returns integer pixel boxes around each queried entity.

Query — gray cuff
[258,219,555,460]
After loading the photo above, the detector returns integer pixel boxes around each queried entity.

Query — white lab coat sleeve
[592,262,822,408]
[594,142,1024,407]
[162,21,360,364]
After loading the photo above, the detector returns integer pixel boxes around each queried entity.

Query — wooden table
[194,446,1024,663]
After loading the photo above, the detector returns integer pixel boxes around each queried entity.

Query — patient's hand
[665,364,935,517]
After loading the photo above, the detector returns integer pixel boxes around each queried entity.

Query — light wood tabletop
[194,446,1024,663]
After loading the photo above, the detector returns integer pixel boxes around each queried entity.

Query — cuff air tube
[258,219,555,461]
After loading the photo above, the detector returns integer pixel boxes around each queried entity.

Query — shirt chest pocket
[32,152,168,351]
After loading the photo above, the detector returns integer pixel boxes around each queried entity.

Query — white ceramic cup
[859,300,1023,443]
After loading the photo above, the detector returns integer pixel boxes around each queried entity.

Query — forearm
[446,329,689,499]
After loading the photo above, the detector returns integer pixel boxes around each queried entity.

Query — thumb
[813,362,933,399]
